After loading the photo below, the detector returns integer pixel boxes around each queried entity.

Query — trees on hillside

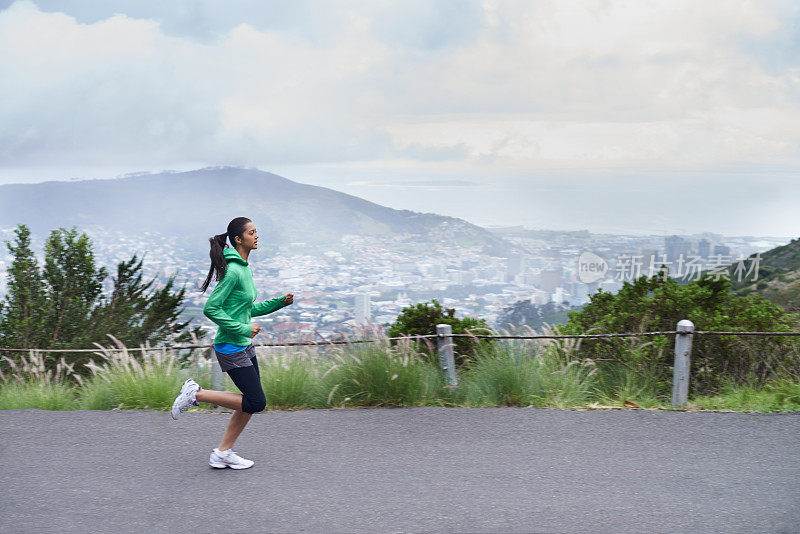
[0,224,202,371]
[496,300,573,330]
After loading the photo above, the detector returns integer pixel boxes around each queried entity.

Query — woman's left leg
[218,411,252,452]
[218,355,265,451]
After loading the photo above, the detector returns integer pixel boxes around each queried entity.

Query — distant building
[531,289,550,306]
[665,235,691,262]
[394,292,412,307]
[698,238,711,259]
[394,262,418,273]
[713,245,731,256]
[507,253,526,277]
[600,279,623,294]
[540,268,563,293]
[638,248,660,265]
[457,271,476,285]
[570,283,590,306]
[354,293,371,324]
[552,287,570,304]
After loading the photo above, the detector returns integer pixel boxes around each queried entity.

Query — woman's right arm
[203,267,252,338]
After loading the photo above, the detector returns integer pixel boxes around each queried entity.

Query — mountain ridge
[0,166,524,257]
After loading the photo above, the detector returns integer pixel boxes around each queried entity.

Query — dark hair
[200,217,251,293]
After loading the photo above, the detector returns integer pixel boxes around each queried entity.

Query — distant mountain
[729,238,800,313]
[0,167,524,257]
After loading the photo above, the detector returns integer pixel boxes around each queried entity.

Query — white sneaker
[170,378,201,420]
[209,448,254,470]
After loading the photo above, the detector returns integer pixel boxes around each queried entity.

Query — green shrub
[387,299,492,367]
[767,377,800,406]
[587,339,670,407]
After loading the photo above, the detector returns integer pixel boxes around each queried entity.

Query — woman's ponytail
[200,233,229,293]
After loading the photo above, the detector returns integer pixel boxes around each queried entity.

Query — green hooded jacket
[203,248,290,346]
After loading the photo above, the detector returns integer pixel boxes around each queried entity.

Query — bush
[586,338,671,406]
[387,299,493,367]
[563,271,800,395]
[690,375,800,412]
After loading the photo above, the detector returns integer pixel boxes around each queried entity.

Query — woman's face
[236,221,258,250]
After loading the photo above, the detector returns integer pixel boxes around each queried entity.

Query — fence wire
[0,330,798,355]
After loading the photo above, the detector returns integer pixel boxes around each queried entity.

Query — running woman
[170,216,293,469]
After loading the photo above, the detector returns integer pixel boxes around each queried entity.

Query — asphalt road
[1,408,798,534]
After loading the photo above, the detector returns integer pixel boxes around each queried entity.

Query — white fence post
[436,324,458,387]
[671,319,695,409]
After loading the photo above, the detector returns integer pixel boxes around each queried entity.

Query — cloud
[346,179,478,187]
[0,0,798,177]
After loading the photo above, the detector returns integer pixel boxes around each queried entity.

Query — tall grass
[689,375,800,412]
[0,351,77,410]
[77,336,203,410]
[458,325,597,407]
[587,338,670,408]
[319,323,443,408]
[254,337,328,410]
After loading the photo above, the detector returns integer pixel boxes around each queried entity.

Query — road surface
[1,407,798,533]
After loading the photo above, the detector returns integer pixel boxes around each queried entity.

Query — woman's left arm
[252,293,293,317]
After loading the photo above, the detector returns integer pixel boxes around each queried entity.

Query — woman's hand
[282,293,294,305]
[251,324,262,338]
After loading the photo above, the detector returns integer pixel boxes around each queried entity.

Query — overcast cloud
[0,0,798,235]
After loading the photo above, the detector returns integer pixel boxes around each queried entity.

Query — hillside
[0,167,524,257]
[730,237,800,312]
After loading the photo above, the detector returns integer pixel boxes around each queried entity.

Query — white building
[354,293,371,324]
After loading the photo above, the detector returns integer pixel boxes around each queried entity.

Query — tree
[90,253,203,348]
[497,300,574,330]
[0,225,203,374]
[0,225,47,349]
[41,227,107,347]
[388,299,492,367]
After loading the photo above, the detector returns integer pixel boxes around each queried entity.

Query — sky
[0,0,798,237]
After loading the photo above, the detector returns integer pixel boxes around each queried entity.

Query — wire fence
[0,329,798,354]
